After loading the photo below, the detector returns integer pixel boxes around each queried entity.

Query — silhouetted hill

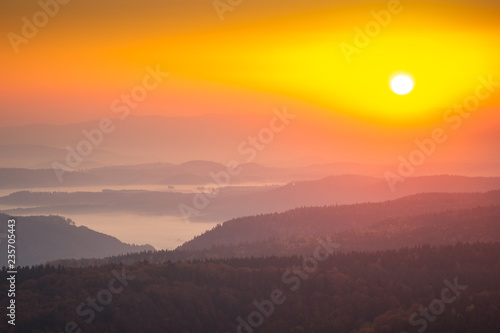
[189,205,500,259]
[216,175,500,215]
[178,190,500,250]
[0,213,154,266]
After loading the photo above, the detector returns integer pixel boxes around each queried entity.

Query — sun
[390,73,415,95]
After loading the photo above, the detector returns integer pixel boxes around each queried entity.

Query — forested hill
[51,205,500,267]
[0,213,154,266]
[178,190,500,251]
[3,242,500,333]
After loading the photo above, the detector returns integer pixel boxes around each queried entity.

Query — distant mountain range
[0,160,333,189]
[0,213,154,266]
[1,114,499,175]
[0,114,283,168]
[2,175,500,223]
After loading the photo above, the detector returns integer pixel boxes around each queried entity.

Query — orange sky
[1,0,499,133]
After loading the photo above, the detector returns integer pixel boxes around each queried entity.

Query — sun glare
[390,74,414,95]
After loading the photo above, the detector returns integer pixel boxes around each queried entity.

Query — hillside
[2,243,500,333]
[52,201,500,267]
[186,205,500,259]
[178,190,500,250]
[0,213,154,266]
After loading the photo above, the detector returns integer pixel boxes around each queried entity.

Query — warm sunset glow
[1,2,500,330]
[1,0,499,128]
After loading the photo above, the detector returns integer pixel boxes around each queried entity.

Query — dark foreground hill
[0,213,154,266]
[1,243,499,333]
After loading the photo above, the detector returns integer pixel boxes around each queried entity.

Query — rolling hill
[0,213,154,266]
[49,190,500,267]
[178,190,500,251]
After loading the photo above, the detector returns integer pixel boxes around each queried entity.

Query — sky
[1,0,499,151]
